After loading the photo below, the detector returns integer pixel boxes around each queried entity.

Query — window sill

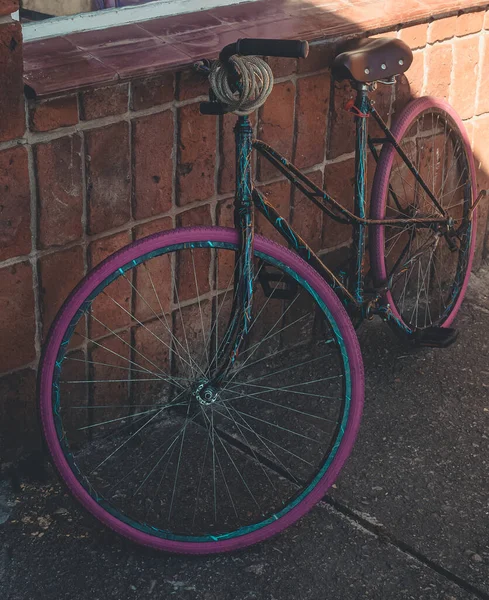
[23,0,488,98]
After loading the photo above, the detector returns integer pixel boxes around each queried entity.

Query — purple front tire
[38,227,364,554]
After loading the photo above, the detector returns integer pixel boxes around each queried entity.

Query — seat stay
[369,104,448,217]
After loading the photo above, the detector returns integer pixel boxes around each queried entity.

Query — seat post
[350,83,371,305]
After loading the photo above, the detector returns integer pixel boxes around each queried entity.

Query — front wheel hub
[193,381,219,405]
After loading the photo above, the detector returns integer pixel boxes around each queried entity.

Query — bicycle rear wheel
[370,97,477,332]
[39,227,364,554]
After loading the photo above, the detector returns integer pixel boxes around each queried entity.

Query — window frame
[20,0,254,42]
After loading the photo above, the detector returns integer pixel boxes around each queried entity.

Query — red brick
[29,96,78,132]
[0,22,25,141]
[290,169,323,252]
[177,203,211,228]
[0,0,18,15]
[177,103,216,205]
[36,135,83,249]
[88,231,132,339]
[267,56,297,78]
[456,11,484,37]
[451,37,479,120]
[394,51,424,119]
[328,79,355,160]
[0,369,37,460]
[133,111,173,219]
[255,180,291,244]
[476,34,489,115]
[323,158,355,249]
[472,115,489,193]
[0,147,31,261]
[217,197,234,227]
[80,84,128,120]
[134,216,172,239]
[406,50,425,98]
[176,205,212,301]
[258,81,295,181]
[425,43,452,101]
[399,23,428,50]
[89,230,130,268]
[0,262,35,371]
[297,42,335,74]
[294,73,330,169]
[218,112,256,195]
[39,246,84,338]
[131,73,174,110]
[177,69,209,101]
[133,217,172,321]
[428,16,457,43]
[86,122,131,234]
[485,10,489,30]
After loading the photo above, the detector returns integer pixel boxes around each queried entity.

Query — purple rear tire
[370,97,477,330]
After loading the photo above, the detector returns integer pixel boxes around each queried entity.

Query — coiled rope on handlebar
[209,56,274,115]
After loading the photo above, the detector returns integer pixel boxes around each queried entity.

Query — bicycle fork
[210,115,255,385]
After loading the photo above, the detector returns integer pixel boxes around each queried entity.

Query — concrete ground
[1,264,489,600]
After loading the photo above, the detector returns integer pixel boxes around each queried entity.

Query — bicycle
[38,36,483,554]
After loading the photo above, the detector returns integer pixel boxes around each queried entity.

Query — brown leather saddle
[332,37,413,83]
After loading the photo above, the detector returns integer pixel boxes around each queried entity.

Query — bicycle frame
[212,83,455,380]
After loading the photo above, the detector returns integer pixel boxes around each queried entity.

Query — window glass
[19,0,157,22]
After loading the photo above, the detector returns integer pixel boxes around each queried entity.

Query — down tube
[351,88,370,304]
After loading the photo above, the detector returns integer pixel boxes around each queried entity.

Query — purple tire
[370,97,477,330]
[39,227,364,554]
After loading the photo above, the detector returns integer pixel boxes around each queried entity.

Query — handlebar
[219,38,309,62]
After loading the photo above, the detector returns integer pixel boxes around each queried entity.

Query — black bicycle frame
[211,83,453,381]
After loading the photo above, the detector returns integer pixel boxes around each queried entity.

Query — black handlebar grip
[219,38,309,62]
[199,101,229,115]
[237,38,309,59]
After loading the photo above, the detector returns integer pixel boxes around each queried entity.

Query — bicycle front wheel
[39,227,363,554]
[370,97,477,332]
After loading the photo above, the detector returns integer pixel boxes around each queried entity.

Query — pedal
[413,326,459,348]
[258,264,298,300]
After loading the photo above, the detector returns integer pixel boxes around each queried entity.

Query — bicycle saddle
[332,37,413,83]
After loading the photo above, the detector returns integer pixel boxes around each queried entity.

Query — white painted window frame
[21,0,255,42]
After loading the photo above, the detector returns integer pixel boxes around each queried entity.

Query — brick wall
[1,5,489,459]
